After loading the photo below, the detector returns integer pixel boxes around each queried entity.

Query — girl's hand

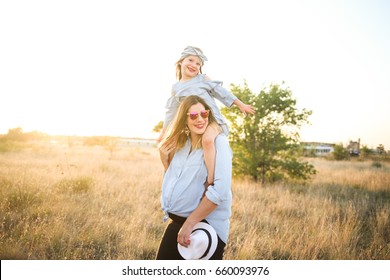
[234,99,256,117]
[239,103,256,116]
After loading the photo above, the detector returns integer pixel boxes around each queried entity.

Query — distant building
[375,144,386,154]
[302,142,335,157]
[347,138,360,156]
[119,137,157,147]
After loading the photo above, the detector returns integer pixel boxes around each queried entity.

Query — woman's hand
[177,220,196,247]
[159,141,175,171]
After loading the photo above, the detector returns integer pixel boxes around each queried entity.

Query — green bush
[332,144,350,160]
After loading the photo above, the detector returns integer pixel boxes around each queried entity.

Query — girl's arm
[204,75,255,114]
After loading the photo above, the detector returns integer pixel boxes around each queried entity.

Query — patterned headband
[180,46,208,65]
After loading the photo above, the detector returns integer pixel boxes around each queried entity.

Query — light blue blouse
[161,134,233,243]
[164,74,237,135]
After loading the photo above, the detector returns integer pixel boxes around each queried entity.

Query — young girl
[160,46,255,186]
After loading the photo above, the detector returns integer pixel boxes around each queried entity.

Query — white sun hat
[177,222,218,260]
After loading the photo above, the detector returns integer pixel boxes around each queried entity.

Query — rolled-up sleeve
[205,135,232,205]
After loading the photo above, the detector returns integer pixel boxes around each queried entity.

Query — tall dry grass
[1,142,389,259]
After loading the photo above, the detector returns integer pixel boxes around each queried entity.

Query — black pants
[156,213,226,260]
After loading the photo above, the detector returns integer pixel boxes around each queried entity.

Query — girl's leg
[202,123,222,186]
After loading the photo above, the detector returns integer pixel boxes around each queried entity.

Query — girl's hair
[175,57,203,80]
[159,95,217,152]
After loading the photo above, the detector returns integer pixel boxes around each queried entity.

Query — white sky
[1,0,389,149]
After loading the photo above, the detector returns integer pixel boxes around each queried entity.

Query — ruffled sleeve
[163,95,180,129]
[202,76,237,108]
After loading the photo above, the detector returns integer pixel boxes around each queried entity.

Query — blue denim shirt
[164,74,237,135]
[161,134,233,243]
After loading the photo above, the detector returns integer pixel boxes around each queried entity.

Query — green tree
[332,143,350,160]
[360,145,373,158]
[221,81,316,184]
[153,121,164,133]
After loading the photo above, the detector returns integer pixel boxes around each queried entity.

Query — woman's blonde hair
[175,57,203,80]
[159,95,217,152]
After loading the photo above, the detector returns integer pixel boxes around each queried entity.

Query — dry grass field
[1,140,389,260]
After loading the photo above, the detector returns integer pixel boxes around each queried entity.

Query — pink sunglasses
[187,110,210,120]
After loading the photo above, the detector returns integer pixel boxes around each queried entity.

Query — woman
[156,95,233,260]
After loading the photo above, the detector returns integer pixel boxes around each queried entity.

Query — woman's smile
[194,123,205,129]
[187,103,209,135]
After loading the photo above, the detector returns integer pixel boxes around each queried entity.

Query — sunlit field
[1,140,389,260]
